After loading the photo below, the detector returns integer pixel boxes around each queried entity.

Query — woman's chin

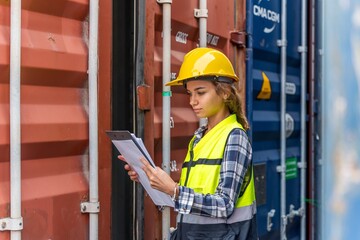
[194,113,205,118]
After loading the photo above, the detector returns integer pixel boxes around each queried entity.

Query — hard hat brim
[165,74,239,87]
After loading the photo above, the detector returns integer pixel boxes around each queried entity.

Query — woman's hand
[118,155,139,182]
[140,158,176,196]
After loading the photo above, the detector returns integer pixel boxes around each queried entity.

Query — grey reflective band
[178,201,256,224]
[227,201,257,224]
[182,158,222,168]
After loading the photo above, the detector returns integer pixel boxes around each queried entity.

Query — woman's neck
[206,110,231,132]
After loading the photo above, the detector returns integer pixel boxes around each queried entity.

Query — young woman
[120,48,258,240]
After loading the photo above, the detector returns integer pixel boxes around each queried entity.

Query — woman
[120,48,258,240]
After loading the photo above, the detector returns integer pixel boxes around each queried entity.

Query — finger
[124,164,131,171]
[128,169,139,177]
[140,158,153,175]
[128,170,137,177]
[140,157,150,168]
[129,172,139,182]
[118,155,126,162]
[130,176,139,182]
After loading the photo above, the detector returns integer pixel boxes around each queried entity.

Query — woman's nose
[189,95,197,106]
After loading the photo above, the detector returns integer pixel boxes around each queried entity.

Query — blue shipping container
[247,0,304,239]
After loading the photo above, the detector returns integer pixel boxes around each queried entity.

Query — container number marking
[176,31,189,44]
[285,82,296,95]
[207,33,220,46]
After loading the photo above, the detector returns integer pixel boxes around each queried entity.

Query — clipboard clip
[158,205,166,211]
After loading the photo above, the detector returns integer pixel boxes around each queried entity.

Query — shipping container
[0,0,113,239]
[247,0,305,239]
[0,0,329,239]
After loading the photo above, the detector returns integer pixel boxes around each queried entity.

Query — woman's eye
[197,91,205,95]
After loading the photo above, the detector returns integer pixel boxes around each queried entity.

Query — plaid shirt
[174,126,252,218]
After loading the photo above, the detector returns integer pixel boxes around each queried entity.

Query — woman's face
[186,80,227,119]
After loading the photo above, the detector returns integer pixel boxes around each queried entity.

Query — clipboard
[106,130,155,168]
[106,130,174,207]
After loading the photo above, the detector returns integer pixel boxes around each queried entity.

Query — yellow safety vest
[180,114,256,209]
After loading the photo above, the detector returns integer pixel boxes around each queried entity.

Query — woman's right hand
[118,155,139,182]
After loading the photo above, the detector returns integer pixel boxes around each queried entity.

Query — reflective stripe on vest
[179,114,256,212]
[178,201,257,224]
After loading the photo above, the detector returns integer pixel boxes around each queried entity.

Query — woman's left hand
[140,158,176,196]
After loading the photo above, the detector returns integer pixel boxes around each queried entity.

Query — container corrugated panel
[249,0,302,239]
[0,1,90,239]
[143,1,246,239]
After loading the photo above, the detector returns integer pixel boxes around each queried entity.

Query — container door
[248,0,303,239]
[141,0,246,239]
[0,2,93,239]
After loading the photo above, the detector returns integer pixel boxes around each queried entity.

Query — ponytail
[214,82,249,130]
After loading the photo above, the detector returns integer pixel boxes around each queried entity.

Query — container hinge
[230,31,247,48]
[194,8,208,18]
[156,0,172,4]
[80,201,100,213]
[0,217,23,231]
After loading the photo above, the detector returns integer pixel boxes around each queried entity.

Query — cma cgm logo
[253,0,280,34]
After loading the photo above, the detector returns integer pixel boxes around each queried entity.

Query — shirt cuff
[174,186,194,214]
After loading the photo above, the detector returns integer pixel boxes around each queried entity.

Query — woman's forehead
[186,80,214,90]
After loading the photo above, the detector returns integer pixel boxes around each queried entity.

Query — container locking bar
[80,202,100,213]
[287,204,305,223]
[0,217,23,231]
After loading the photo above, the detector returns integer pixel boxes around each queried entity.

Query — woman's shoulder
[228,127,248,137]
[227,128,251,146]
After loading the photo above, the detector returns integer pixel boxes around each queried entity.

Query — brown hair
[213,81,250,130]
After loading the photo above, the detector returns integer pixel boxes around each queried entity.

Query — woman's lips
[193,108,201,114]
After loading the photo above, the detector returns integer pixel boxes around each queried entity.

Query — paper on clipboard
[106,130,174,207]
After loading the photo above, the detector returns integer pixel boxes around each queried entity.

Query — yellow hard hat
[166,47,239,86]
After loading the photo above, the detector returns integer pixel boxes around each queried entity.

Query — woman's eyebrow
[192,86,206,91]
[186,86,207,93]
